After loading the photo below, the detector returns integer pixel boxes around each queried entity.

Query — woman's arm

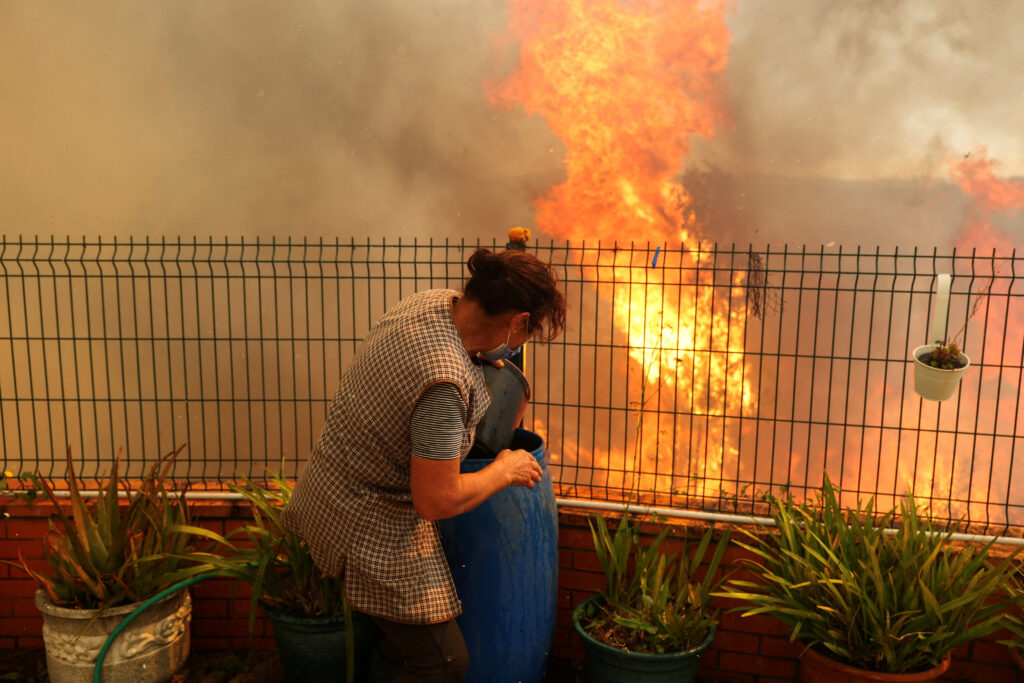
[411,449,542,521]
[409,381,542,520]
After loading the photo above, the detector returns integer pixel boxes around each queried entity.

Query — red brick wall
[1,499,1019,681]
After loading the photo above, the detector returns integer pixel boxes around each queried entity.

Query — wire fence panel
[2,236,1022,534]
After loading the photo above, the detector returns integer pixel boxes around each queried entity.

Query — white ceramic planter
[35,588,191,683]
[913,344,970,402]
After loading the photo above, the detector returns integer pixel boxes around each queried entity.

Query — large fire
[941,151,1024,526]
[491,0,746,503]
[950,151,1024,253]
[491,1,1023,527]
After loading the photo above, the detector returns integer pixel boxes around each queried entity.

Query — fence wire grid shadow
[1,236,1022,536]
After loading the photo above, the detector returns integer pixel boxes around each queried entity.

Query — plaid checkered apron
[282,289,491,624]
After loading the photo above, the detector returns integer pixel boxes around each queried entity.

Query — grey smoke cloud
[683,0,1024,247]
[1,0,558,241]
[696,0,1024,179]
[2,0,1022,245]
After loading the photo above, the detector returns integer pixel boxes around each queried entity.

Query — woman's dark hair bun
[462,247,566,342]
[466,249,503,277]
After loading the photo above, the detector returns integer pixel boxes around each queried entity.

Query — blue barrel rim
[464,427,547,465]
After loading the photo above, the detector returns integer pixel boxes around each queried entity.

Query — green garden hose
[92,567,356,683]
[93,573,216,683]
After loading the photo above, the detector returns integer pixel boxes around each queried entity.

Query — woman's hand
[495,448,543,488]
[474,352,505,368]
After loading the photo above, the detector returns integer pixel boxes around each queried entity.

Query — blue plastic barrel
[438,428,558,683]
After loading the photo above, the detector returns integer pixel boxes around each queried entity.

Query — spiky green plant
[578,512,730,654]
[997,567,1024,660]
[161,469,357,683]
[718,475,1022,673]
[162,469,348,630]
[2,446,194,610]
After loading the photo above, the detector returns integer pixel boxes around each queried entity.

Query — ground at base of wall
[0,649,587,682]
[0,649,284,683]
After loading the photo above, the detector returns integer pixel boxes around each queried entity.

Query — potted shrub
[719,476,1022,682]
[998,571,1024,672]
[172,470,378,683]
[1,446,195,683]
[571,511,729,683]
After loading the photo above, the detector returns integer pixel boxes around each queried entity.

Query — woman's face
[481,311,531,361]
[506,312,531,349]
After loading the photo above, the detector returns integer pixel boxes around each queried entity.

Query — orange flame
[949,150,1024,252]
[492,0,731,244]
[492,0,745,503]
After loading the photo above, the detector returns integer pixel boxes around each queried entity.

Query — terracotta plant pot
[799,646,950,683]
[912,344,969,401]
[1010,645,1024,671]
[35,588,191,683]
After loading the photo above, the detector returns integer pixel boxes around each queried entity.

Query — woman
[281,247,566,682]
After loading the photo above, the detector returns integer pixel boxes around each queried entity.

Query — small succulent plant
[919,342,967,370]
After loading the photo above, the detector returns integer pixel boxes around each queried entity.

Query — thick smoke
[698,0,1024,179]
[2,0,1022,245]
[687,0,1024,247]
[0,0,558,240]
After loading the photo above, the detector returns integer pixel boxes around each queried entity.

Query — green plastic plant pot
[263,604,379,683]
[571,595,715,683]
[799,646,951,683]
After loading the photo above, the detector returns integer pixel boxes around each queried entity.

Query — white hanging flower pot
[913,343,970,402]
[912,273,971,402]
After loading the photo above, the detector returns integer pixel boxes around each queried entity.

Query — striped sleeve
[410,382,467,461]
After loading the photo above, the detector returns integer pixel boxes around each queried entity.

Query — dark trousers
[368,615,469,683]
